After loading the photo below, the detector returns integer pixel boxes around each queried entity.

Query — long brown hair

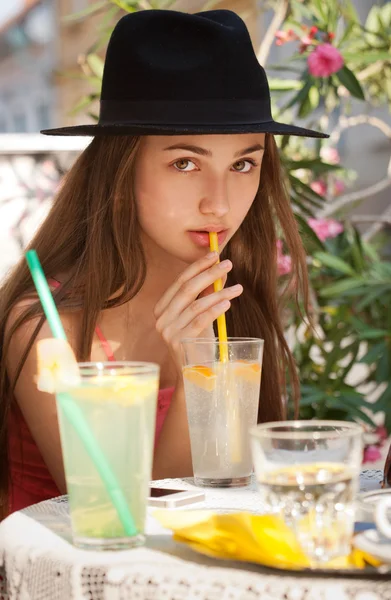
[0,133,308,517]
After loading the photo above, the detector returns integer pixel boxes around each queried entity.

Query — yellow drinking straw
[209,232,229,362]
[209,233,242,463]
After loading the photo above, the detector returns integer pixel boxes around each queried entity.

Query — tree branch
[318,114,391,218]
[330,115,391,145]
[319,178,391,217]
[363,205,391,241]
[257,0,289,66]
[350,215,391,225]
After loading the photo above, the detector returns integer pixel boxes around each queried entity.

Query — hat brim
[41,120,328,138]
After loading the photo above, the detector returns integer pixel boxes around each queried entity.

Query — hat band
[99,98,272,125]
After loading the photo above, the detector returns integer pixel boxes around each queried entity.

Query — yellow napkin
[154,510,381,571]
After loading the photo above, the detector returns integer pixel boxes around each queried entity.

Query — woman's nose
[199,178,230,217]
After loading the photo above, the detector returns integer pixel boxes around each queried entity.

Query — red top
[8,317,174,515]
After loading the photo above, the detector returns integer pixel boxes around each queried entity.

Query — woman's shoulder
[5,298,79,380]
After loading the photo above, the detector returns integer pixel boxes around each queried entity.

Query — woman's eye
[232,160,254,173]
[173,159,196,172]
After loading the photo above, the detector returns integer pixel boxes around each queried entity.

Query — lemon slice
[182,365,217,391]
[233,360,262,384]
[71,376,157,405]
[36,338,80,393]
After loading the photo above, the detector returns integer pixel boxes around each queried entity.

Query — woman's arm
[6,305,79,494]
[152,378,192,479]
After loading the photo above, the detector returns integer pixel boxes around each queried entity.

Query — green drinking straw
[25,249,137,537]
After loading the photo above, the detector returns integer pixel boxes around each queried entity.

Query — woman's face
[134,133,265,265]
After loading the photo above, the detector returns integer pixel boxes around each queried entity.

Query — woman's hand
[154,252,243,367]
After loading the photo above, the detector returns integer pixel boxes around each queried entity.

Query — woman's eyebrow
[163,142,264,157]
[234,143,264,157]
[163,144,211,156]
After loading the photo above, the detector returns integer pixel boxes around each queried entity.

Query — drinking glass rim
[250,420,363,440]
[77,361,160,377]
[180,337,264,345]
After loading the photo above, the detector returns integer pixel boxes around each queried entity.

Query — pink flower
[376,426,388,444]
[320,147,340,164]
[275,28,297,46]
[276,240,292,276]
[333,179,345,196]
[307,43,344,77]
[299,26,319,52]
[301,35,313,46]
[308,218,344,241]
[363,445,382,464]
[310,180,327,196]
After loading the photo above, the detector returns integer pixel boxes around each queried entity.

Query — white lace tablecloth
[0,470,389,600]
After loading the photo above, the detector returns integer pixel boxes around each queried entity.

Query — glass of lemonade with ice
[181,338,264,487]
[250,420,363,563]
[56,362,159,550]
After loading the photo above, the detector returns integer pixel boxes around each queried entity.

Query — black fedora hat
[42,9,328,138]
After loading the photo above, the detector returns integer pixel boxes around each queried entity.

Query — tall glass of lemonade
[56,361,159,550]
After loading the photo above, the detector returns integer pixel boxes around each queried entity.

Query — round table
[0,470,389,600]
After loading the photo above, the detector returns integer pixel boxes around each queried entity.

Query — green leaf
[62,0,107,21]
[295,215,326,252]
[374,384,391,413]
[319,278,366,297]
[313,252,356,276]
[98,4,120,31]
[336,66,365,100]
[340,0,360,24]
[267,65,304,75]
[285,159,339,173]
[298,85,320,118]
[299,391,326,406]
[339,341,361,381]
[268,79,302,92]
[359,342,387,365]
[342,51,391,65]
[109,0,140,11]
[311,0,328,22]
[359,329,388,340]
[327,398,376,427]
[68,94,98,116]
[365,5,382,35]
[86,53,104,79]
[289,3,314,21]
[376,351,390,383]
[278,78,313,115]
[289,175,325,206]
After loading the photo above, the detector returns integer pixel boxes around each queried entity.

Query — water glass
[250,420,363,563]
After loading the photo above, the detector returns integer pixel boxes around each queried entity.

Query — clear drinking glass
[56,362,159,550]
[181,337,264,488]
[250,420,363,564]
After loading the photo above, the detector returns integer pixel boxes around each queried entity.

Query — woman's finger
[155,259,232,328]
[170,299,232,351]
[198,272,228,299]
[156,284,242,344]
[154,252,219,319]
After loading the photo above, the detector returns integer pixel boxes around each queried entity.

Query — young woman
[0,9,327,518]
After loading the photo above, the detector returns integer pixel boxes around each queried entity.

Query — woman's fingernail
[231,284,243,292]
[206,251,218,259]
[219,260,231,269]
[219,300,231,310]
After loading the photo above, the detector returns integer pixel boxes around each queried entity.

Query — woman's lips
[188,230,228,247]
